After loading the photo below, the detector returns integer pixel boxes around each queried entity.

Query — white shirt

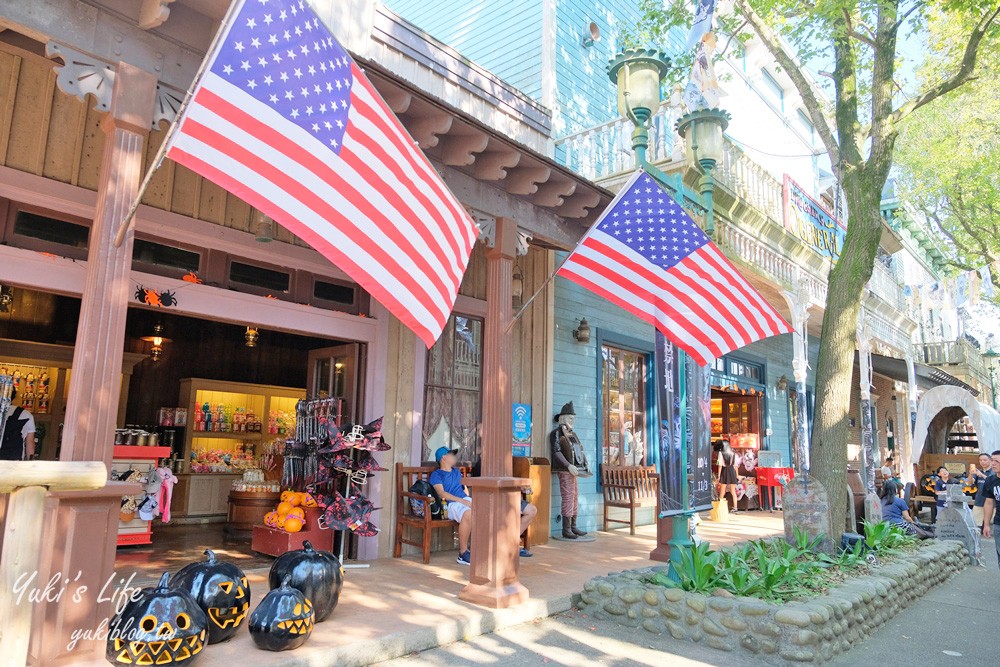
[5,404,36,441]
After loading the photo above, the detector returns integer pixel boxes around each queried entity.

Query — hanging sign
[783,176,846,261]
[656,331,684,516]
[687,359,714,512]
[512,403,531,457]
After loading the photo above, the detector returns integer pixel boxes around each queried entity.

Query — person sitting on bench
[471,457,536,557]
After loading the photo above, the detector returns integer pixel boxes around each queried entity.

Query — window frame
[595,329,656,469]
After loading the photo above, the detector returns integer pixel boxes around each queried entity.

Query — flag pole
[111,0,248,248]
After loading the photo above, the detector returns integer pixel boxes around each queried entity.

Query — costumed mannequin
[682,31,726,112]
[550,401,593,540]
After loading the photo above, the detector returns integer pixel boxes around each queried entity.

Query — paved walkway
[378,532,1000,667]
[78,512,783,666]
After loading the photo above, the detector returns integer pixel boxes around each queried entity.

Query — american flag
[164,0,477,346]
[558,171,792,365]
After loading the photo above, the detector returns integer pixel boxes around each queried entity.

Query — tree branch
[720,19,749,56]
[890,5,1000,125]
[733,0,842,171]
[868,0,901,172]
[893,0,928,33]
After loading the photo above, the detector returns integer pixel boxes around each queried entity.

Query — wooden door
[307,344,365,423]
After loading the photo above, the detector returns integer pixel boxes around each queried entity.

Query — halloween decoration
[283,516,304,532]
[320,491,379,536]
[268,540,343,622]
[248,576,314,651]
[106,572,207,665]
[300,492,319,508]
[135,285,179,308]
[171,549,251,645]
[181,271,203,284]
[264,511,280,527]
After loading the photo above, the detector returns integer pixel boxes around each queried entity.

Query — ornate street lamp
[607,47,732,570]
[984,349,999,411]
[676,108,730,238]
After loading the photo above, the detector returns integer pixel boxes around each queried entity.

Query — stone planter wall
[578,541,966,664]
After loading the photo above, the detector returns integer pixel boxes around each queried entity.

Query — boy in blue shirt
[430,446,473,565]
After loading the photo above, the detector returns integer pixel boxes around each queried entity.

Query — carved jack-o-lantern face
[106,572,208,665]
[248,576,315,651]
[171,549,251,644]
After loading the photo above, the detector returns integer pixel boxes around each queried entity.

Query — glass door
[601,344,648,466]
[307,343,365,424]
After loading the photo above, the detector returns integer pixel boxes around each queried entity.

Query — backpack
[0,407,26,461]
[409,478,444,519]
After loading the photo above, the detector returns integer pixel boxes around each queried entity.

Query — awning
[856,352,979,396]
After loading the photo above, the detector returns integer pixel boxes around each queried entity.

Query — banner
[783,176,846,261]
[687,356,714,512]
[656,331,684,516]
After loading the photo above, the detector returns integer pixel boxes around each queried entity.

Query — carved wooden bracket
[407,115,453,149]
[559,190,603,219]
[533,180,576,208]
[505,166,551,196]
[45,42,115,113]
[138,0,177,30]
[440,131,489,167]
[380,88,412,114]
[472,150,521,180]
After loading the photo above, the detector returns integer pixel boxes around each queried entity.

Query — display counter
[112,445,172,545]
[172,472,242,519]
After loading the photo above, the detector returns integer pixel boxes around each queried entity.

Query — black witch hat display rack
[280,396,388,567]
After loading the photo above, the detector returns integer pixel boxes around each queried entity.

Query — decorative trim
[45,42,115,113]
[45,42,184,130]
[514,227,532,257]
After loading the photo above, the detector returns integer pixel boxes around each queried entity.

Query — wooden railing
[0,461,107,665]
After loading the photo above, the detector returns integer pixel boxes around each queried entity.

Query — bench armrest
[603,482,638,489]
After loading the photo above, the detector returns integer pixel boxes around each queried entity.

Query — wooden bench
[601,465,660,535]
[393,463,468,564]
[393,462,530,563]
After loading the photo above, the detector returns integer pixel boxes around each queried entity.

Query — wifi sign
[512,403,532,444]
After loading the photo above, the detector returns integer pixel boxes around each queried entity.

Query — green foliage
[863,520,919,554]
[895,11,1000,293]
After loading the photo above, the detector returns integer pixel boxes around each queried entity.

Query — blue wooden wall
[384,0,544,100]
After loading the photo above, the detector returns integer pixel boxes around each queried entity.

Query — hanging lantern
[245,326,260,348]
[141,322,172,363]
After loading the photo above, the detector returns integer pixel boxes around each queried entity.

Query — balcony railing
[867,261,907,313]
[716,223,828,305]
[915,339,992,389]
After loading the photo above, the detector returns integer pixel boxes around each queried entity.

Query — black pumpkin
[268,540,343,622]
[248,576,315,651]
[171,549,250,644]
[106,572,208,665]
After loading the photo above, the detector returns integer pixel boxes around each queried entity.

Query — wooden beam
[440,130,489,167]
[505,165,551,196]
[138,0,177,31]
[472,150,520,181]
[407,114,452,149]
[532,180,576,208]
[0,461,107,493]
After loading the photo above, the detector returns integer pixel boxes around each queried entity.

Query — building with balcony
[386,0,982,521]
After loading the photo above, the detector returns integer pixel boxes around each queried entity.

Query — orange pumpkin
[276,514,287,529]
[280,490,296,503]
[283,516,304,533]
[276,501,294,517]
[300,493,318,508]
[264,511,279,527]
[287,493,303,507]
[286,507,305,520]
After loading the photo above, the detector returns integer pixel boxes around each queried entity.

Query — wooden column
[60,63,156,469]
[28,62,156,666]
[460,217,529,608]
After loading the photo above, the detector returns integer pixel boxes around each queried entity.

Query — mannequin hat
[554,401,576,422]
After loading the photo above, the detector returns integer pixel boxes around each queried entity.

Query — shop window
[601,344,648,466]
[422,315,483,463]
[229,260,290,293]
[132,239,201,274]
[11,210,89,258]
[313,279,356,306]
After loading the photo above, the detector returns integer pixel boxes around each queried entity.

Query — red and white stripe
[559,215,791,365]
[166,69,477,346]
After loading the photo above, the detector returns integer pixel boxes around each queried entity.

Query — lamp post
[607,50,730,568]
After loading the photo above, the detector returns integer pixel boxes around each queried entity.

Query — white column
[782,276,812,473]
[904,353,919,484]
[858,317,875,495]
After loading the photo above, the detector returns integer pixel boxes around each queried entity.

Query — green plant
[863,521,918,555]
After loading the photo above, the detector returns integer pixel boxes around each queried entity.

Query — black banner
[656,331,683,516]
[688,358,713,512]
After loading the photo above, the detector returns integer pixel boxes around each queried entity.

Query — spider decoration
[135,285,179,308]
[181,271,203,284]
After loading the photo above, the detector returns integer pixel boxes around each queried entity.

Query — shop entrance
[711,360,766,511]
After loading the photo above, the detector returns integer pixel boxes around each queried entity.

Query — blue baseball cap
[435,446,459,463]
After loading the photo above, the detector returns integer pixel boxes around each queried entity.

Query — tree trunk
[809,170,884,536]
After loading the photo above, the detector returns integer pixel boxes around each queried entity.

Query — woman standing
[718,441,739,513]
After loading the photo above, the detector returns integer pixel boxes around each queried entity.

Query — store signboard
[657,333,713,516]
[512,402,531,457]
[783,176,846,261]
